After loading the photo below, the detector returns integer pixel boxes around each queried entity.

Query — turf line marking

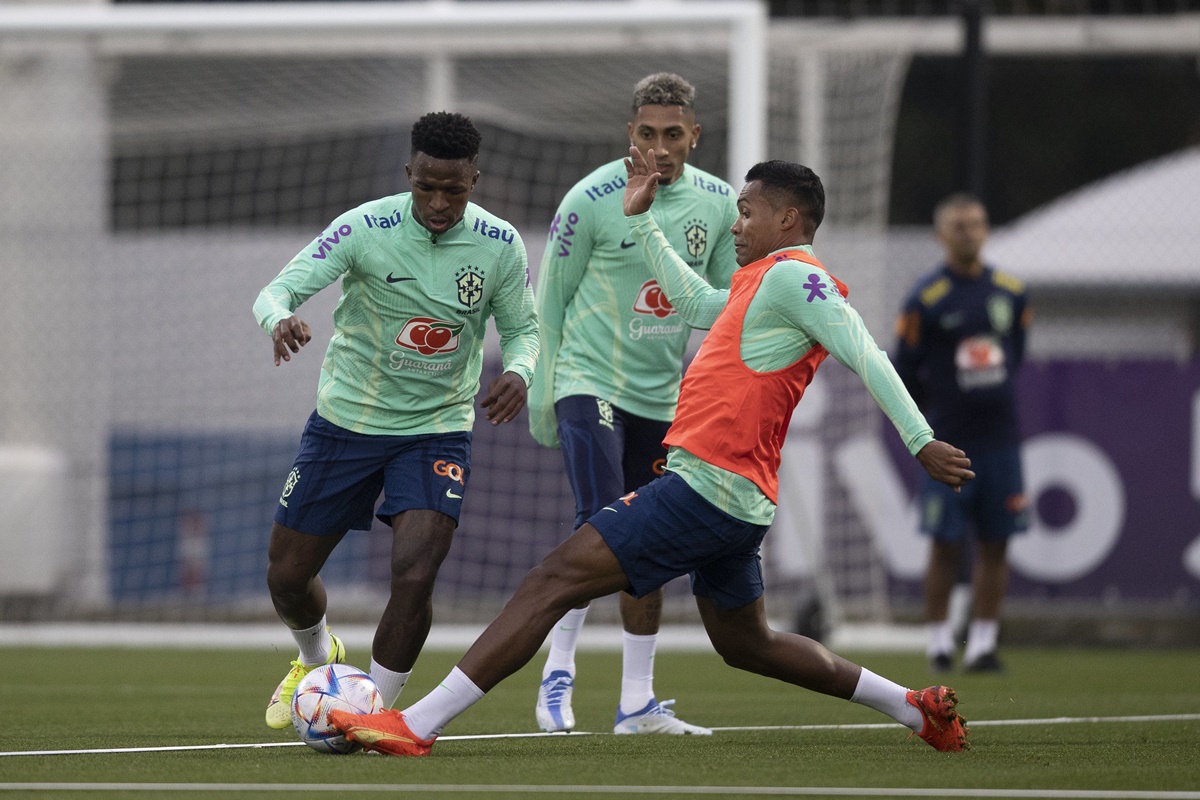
[1,713,1195,758]
[711,713,1200,732]
[0,731,592,757]
[0,783,1198,798]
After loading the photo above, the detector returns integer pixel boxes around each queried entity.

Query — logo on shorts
[279,467,300,508]
[396,317,464,355]
[596,398,615,432]
[434,459,465,485]
[632,280,676,319]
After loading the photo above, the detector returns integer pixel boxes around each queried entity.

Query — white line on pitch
[0,783,1198,798]
[710,713,1200,732]
[1,713,1196,758]
[0,730,592,758]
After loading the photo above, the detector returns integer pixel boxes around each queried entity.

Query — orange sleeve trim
[895,311,921,348]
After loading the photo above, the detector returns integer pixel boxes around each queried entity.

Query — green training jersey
[528,159,738,447]
[626,211,934,524]
[254,194,538,436]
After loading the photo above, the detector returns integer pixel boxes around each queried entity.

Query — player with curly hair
[252,111,538,730]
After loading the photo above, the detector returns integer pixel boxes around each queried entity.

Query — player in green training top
[529,73,737,736]
[252,112,538,731]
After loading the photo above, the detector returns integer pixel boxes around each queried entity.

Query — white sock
[926,620,955,659]
[964,619,1000,663]
[542,606,589,679]
[948,584,973,638]
[850,668,923,732]
[402,666,485,740]
[292,618,330,666]
[619,631,657,714]
[369,658,411,709]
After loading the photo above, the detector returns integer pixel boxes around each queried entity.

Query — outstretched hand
[916,440,975,492]
[623,146,662,217]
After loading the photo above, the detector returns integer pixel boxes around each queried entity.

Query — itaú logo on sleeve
[632,280,676,319]
[395,317,465,355]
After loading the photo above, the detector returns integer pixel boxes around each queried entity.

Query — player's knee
[265,550,318,596]
[709,626,767,671]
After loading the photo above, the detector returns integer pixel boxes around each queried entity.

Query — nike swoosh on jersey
[386,273,417,283]
[446,488,462,499]
[620,240,637,249]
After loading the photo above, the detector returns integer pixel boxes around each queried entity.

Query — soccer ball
[291,663,384,754]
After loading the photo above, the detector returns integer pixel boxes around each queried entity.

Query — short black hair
[744,160,825,237]
[410,111,482,161]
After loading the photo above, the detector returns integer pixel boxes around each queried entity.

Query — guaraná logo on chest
[395,317,465,355]
[633,280,676,319]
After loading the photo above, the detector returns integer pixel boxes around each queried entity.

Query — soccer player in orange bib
[330,147,975,755]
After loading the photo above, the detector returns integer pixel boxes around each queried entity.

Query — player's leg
[263,412,384,728]
[330,472,707,755]
[612,412,707,733]
[536,396,627,731]
[328,523,632,755]
[696,588,968,751]
[964,445,1028,673]
[370,431,471,707]
[963,538,1009,672]
[919,474,971,672]
[263,522,351,728]
[368,508,456,702]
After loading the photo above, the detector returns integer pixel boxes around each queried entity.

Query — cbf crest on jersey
[987,293,1013,334]
[684,219,708,259]
[455,266,485,310]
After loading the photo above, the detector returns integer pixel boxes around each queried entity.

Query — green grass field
[4,644,1199,799]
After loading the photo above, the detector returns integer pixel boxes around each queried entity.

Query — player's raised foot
[536,670,576,732]
[964,651,1005,674]
[906,685,970,752]
[264,631,346,730]
[614,698,712,735]
[328,708,435,757]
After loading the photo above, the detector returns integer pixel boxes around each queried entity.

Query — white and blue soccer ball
[291,663,384,754]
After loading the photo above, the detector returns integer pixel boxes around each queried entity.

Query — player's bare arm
[272,315,312,366]
[481,370,528,426]
[622,146,661,216]
[916,440,975,491]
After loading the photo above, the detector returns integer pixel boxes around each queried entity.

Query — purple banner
[886,359,1200,604]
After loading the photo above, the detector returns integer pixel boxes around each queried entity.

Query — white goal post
[0,0,771,616]
[0,1,768,184]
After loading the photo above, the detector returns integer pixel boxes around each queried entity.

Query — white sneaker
[613,698,711,735]
[535,670,576,732]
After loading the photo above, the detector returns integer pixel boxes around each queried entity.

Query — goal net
[0,2,908,629]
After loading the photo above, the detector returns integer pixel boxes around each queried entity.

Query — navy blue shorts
[274,410,472,535]
[555,395,670,529]
[587,471,770,610]
[919,443,1028,542]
